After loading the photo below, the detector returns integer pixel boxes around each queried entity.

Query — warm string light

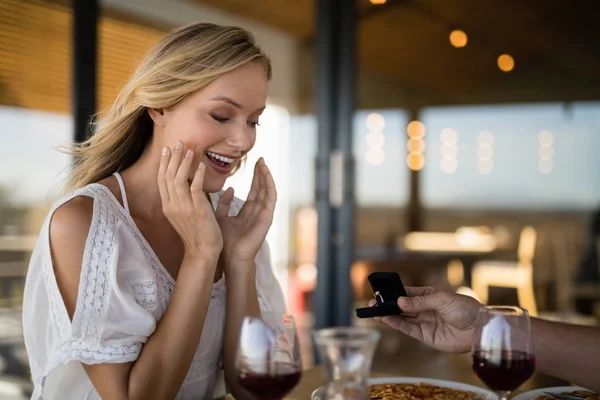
[448,29,516,72]
[365,113,385,166]
[440,128,458,174]
[477,131,494,175]
[406,120,425,171]
[538,130,554,174]
[498,54,515,72]
[449,30,468,48]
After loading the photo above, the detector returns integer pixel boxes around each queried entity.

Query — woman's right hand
[158,140,223,259]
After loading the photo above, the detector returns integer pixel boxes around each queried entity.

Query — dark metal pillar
[73,0,98,143]
[313,0,338,333]
[333,0,357,327]
[407,109,423,232]
[314,0,357,332]
[407,170,422,231]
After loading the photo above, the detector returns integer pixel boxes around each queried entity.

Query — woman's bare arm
[51,145,224,400]
[51,197,219,400]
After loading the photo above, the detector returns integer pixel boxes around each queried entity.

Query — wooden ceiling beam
[302,0,412,45]
[359,0,412,23]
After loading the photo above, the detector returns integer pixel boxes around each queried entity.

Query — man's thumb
[398,293,446,313]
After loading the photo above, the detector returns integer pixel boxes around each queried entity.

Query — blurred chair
[446,259,482,301]
[568,237,600,311]
[471,226,538,315]
[552,229,585,313]
[534,232,598,326]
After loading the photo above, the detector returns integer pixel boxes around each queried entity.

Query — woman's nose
[226,126,253,151]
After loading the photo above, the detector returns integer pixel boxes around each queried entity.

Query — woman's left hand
[215,158,277,267]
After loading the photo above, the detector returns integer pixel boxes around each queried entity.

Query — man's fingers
[398,291,449,314]
[405,286,437,297]
[381,316,424,342]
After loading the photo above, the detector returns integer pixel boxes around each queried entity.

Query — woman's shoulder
[51,180,124,220]
[48,182,122,258]
[50,195,95,244]
[46,181,129,259]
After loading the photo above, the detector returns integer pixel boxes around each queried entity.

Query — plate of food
[311,377,495,399]
[512,386,600,400]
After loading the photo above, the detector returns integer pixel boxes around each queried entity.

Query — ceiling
[190,0,600,106]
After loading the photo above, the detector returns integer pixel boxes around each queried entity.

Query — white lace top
[22,175,286,400]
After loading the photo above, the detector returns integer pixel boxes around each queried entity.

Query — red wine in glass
[472,350,535,392]
[238,362,302,400]
[236,314,302,400]
[472,306,535,400]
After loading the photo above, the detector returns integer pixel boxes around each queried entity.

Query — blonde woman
[22,23,285,400]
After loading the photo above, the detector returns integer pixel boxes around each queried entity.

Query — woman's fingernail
[162,147,169,156]
[175,140,183,150]
[198,162,205,169]
[186,149,193,158]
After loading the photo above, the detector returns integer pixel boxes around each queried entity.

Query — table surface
[225,326,568,399]
[222,365,568,399]
[286,365,567,399]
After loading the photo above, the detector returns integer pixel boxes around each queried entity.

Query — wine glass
[235,312,302,400]
[472,306,536,400]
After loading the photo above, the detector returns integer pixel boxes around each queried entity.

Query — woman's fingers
[239,159,277,224]
[246,159,262,202]
[190,162,208,210]
[262,162,277,213]
[215,187,234,218]
[166,140,184,203]
[175,149,194,209]
[257,160,267,205]
[239,159,262,218]
[157,146,171,204]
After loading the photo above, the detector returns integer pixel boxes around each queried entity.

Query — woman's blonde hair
[63,22,271,192]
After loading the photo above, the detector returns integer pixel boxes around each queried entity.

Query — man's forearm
[532,317,600,391]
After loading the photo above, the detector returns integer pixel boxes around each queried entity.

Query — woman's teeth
[206,151,234,164]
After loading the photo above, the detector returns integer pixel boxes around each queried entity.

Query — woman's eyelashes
[210,113,229,123]
[210,113,260,128]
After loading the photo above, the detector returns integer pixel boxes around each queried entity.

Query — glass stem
[496,391,510,400]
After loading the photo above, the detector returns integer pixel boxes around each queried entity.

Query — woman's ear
[147,108,166,126]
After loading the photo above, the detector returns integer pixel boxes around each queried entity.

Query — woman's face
[153,61,268,193]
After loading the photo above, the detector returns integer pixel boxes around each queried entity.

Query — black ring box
[356,272,408,318]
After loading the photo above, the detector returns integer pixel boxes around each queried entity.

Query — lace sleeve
[60,198,156,365]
